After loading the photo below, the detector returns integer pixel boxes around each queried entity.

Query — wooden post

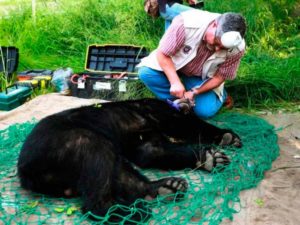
[32,0,36,25]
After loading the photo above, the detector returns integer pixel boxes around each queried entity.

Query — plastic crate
[69,72,140,100]
[70,44,148,100]
[0,84,32,111]
[85,44,148,74]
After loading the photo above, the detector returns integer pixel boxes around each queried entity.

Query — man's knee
[138,67,160,87]
[193,104,219,119]
[138,67,148,84]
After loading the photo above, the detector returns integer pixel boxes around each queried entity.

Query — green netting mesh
[0,113,279,224]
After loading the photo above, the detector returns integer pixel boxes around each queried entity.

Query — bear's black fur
[17,98,241,221]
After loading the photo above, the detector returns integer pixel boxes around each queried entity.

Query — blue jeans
[160,3,193,30]
[138,66,226,119]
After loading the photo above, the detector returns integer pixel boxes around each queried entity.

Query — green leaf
[54,207,65,213]
[94,103,102,108]
[27,201,39,208]
[66,206,78,216]
[255,198,264,207]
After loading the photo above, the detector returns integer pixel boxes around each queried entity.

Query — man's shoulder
[181,10,220,28]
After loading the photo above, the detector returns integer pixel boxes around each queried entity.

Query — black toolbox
[0,46,19,81]
[69,44,148,100]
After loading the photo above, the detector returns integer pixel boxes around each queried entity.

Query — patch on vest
[183,45,192,54]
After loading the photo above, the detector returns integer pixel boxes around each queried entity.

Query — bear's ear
[173,98,194,114]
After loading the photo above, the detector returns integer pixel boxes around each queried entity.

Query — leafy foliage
[0,0,299,107]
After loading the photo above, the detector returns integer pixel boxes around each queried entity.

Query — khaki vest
[138,10,245,100]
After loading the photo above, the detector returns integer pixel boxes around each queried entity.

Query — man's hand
[170,82,186,98]
[183,90,195,103]
[157,50,185,98]
[187,0,197,5]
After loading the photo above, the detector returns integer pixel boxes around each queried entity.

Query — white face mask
[220,31,242,48]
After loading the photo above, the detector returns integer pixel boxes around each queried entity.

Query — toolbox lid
[0,85,31,101]
[17,69,53,76]
[0,85,31,111]
[85,44,148,74]
[0,46,19,78]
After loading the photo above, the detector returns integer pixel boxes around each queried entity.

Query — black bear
[17,98,241,221]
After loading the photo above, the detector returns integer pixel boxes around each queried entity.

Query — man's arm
[184,73,225,100]
[184,50,245,100]
[155,14,186,98]
[157,50,186,98]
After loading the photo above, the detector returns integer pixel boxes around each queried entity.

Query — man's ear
[213,21,218,28]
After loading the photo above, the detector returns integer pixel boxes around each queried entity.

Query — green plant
[0,47,11,91]
[0,72,7,92]
[0,0,299,108]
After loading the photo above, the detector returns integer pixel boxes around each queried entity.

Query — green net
[0,113,279,224]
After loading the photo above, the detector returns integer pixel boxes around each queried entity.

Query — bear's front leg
[196,147,231,172]
[214,130,242,148]
[146,177,189,201]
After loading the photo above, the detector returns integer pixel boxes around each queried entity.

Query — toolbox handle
[5,84,18,94]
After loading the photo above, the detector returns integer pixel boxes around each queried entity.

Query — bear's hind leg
[114,158,188,204]
[77,144,152,223]
[75,137,118,218]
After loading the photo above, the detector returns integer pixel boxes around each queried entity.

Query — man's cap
[220,31,243,48]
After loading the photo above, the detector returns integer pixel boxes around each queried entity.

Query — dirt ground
[0,93,299,225]
[225,111,300,225]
